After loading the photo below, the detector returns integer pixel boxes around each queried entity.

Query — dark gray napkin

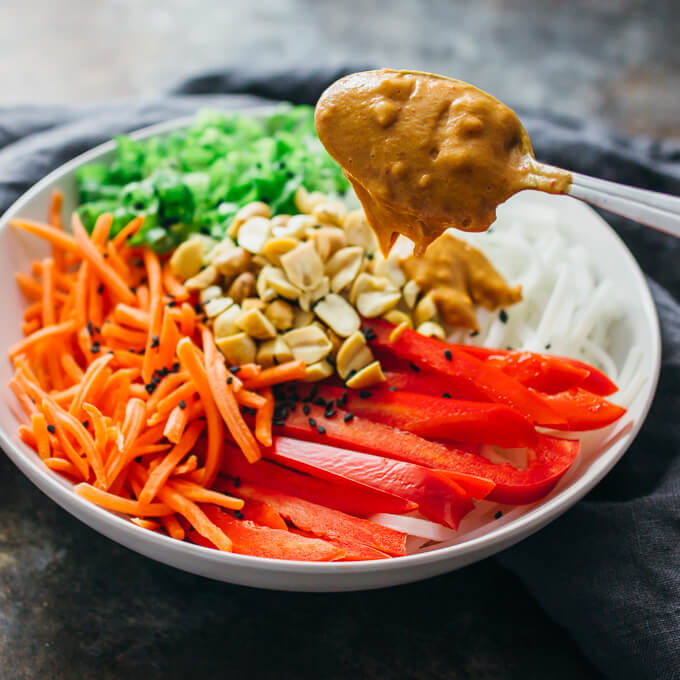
[1,68,679,680]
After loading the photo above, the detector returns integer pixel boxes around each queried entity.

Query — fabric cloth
[1,67,679,680]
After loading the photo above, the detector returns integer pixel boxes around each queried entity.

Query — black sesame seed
[359,390,371,399]
[226,376,233,385]
[144,383,157,395]
[469,330,479,337]
[87,321,94,336]
[444,349,453,362]
[97,284,104,294]
[494,510,503,520]
[302,404,310,416]
[272,419,284,427]
[233,477,241,488]
[409,362,420,372]
[135,456,142,463]
[102,252,109,259]
[366,252,374,260]
[82,420,89,429]
[47,424,55,434]
[343,413,354,423]
[178,400,186,410]
[129,286,137,294]
[499,309,508,323]
[545,344,552,350]
[168,300,177,308]
[317,425,326,435]
[314,397,326,407]
[229,366,241,374]
[151,335,160,348]
[442,392,452,399]
[194,303,202,315]
[308,418,316,428]
[234,510,244,520]
[172,362,180,373]
[324,407,337,419]
[388,386,398,392]
[90,343,100,354]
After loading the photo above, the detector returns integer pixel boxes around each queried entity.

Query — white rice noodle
[368,513,458,543]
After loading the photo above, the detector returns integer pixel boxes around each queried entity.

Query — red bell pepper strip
[220,447,417,516]
[267,436,475,529]
[537,388,626,430]
[225,480,408,556]
[290,529,390,561]
[366,319,566,426]
[458,345,617,396]
[276,403,495,484]
[314,385,537,448]
[274,405,578,505]
[183,506,344,561]
[241,498,288,530]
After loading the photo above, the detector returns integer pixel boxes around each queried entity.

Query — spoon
[315,69,680,251]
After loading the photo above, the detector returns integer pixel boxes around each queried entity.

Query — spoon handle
[566,172,680,238]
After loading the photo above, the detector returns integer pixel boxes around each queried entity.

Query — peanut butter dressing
[401,233,522,331]
[315,69,572,255]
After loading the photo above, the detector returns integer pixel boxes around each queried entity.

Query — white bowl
[0,111,661,591]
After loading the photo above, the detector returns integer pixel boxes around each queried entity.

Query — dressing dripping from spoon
[314,69,572,255]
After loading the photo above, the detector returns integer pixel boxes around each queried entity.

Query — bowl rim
[0,108,663,578]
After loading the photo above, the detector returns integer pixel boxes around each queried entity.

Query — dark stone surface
[0,452,602,680]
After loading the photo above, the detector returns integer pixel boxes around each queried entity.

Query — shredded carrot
[106,240,132,282]
[104,398,146,488]
[173,454,198,476]
[42,397,107,488]
[156,310,181,370]
[168,478,244,511]
[179,302,196,337]
[83,403,108,456]
[69,353,113,418]
[48,190,66,271]
[235,389,267,409]
[71,214,135,305]
[234,363,260,380]
[130,463,232,551]
[177,336,229,482]
[141,249,164,384]
[161,514,185,540]
[113,304,150,330]
[74,262,90,328]
[255,387,274,447]
[60,353,84,383]
[22,319,41,336]
[156,381,196,416]
[111,216,144,249]
[91,213,113,248]
[136,284,150,311]
[101,322,148,346]
[44,457,82,478]
[163,397,192,444]
[9,377,37,415]
[31,412,51,459]
[162,261,189,301]
[112,350,145,368]
[10,218,79,252]
[201,329,261,465]
[242,360,307,390]
[23,301,43,322]
[8,320,76,359]
[75,483,171,516]
[130,517,160,531]
[88,273,104,328]
[138,420,204,505]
